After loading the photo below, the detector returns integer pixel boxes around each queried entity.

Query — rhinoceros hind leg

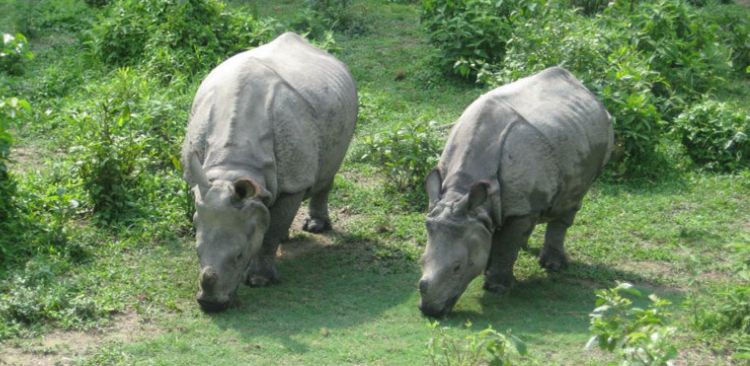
[303,180,333,233]
[246,191,305,287]
[539,209,578,272]
[484,215,536,293]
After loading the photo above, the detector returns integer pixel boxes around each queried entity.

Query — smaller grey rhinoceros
[181,32,357,312]
[418,67,613,317]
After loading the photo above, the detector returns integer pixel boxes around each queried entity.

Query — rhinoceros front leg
[246,191,305,287]
[484,215,536,294]
[302,179,333,233]
[539,208,578,271]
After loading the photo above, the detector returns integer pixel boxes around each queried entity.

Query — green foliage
[422,0,745,176]
[587,282,677,366]
[4,0,95,38]
[672,100,750,171]
[301,0,369,36]
[0,257,111,339]
[565,0,609,14]
[606,0,732,103]
[71,69,152,220]
[92,0,276,80]
[357,120,442,209]
[0,96,29,181]
[699,3,750,76]
[0,33,33,75]
[427,321,529,366]
[421,0,528,77]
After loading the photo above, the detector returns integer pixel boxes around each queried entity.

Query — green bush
[700,4,750,75]
[92,0,276,80]
[427,321,528,366]
[301,0,369,36]
[606,0,732,104]
[588,282,678,366]
[421,0,546,77]
[422,0,745,176]
[673,100,750,171]
[0,33,33,75]
[357,120,443,209]
[4,0,95,38]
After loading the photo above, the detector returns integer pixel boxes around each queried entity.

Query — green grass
[1,0,749,365]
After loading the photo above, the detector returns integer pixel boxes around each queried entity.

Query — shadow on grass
[202,225,686,353]
[436,260,686,344]
[206,229,420,353]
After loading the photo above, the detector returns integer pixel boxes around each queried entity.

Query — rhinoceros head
[418,169,493,317]
[188,155,270,312]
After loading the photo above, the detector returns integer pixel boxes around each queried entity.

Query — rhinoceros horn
[189,153,210,199]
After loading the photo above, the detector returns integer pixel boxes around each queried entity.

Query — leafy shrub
[700,4,750,75]
[301,0,369,36]
[0,258,110,339]
[427,321,528,366]
[6,0,95,38]
[565,0,609,14]
[421,0,545,77]
[0,33,33,75]
[672,100,750,171]
[92,0,276,80]
[357,120,443,209]
[587,282,677,366]
[605,0,732,103]
[70,70,150,220]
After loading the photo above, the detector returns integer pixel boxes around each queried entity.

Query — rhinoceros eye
[452,264,461,273]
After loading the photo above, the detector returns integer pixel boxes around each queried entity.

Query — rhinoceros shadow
[206,227,421,353]
[438,259,685,340]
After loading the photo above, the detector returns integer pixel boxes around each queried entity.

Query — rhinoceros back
[439,67,613,222]
[183,33,357,201]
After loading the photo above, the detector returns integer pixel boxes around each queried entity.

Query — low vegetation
[0,0,748,364]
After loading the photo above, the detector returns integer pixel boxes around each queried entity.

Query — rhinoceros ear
[425,168,442,205]
[467,181,489,212]
[233,178,267,202]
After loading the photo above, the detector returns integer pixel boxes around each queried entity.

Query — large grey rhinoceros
[418,67,613,317]
[181,32,357,312]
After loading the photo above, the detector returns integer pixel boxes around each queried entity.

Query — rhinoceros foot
[483,271,515,294]
[483,280,513,294]
[539,248,568,272]
[302,217,332,233]
[246,256,279,287]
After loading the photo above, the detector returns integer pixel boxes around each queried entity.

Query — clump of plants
[0,33,33,75]
[421,0,744,177]
[427,321,529,366]
[92,0,276,80]
[357,120,443,209]
[0,96,30,221]
[299,0,369,36]
[587,282,677,366]
[673,100,750,171]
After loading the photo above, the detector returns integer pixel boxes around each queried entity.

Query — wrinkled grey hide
[419,67,613,317]
[181,32,357,312]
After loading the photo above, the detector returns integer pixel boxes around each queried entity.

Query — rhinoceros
[418,67,613,317]
[181,32,357,312]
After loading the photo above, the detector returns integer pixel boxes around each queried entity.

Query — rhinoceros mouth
[197,298,232,313]
[419,294,460,318]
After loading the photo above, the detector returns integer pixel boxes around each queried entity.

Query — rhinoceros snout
[197,297,230,313]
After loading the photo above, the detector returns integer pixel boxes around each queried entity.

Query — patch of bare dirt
[737,0,750,7]
[0,312,162,366]
[277,207,354,260]
[8,145,46,174]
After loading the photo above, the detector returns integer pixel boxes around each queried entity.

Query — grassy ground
[1,0,749,365]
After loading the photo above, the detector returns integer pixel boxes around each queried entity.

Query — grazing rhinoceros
[418,67,613,317]
[181,32,357,312]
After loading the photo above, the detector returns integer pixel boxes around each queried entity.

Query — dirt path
[0,312,161,366]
